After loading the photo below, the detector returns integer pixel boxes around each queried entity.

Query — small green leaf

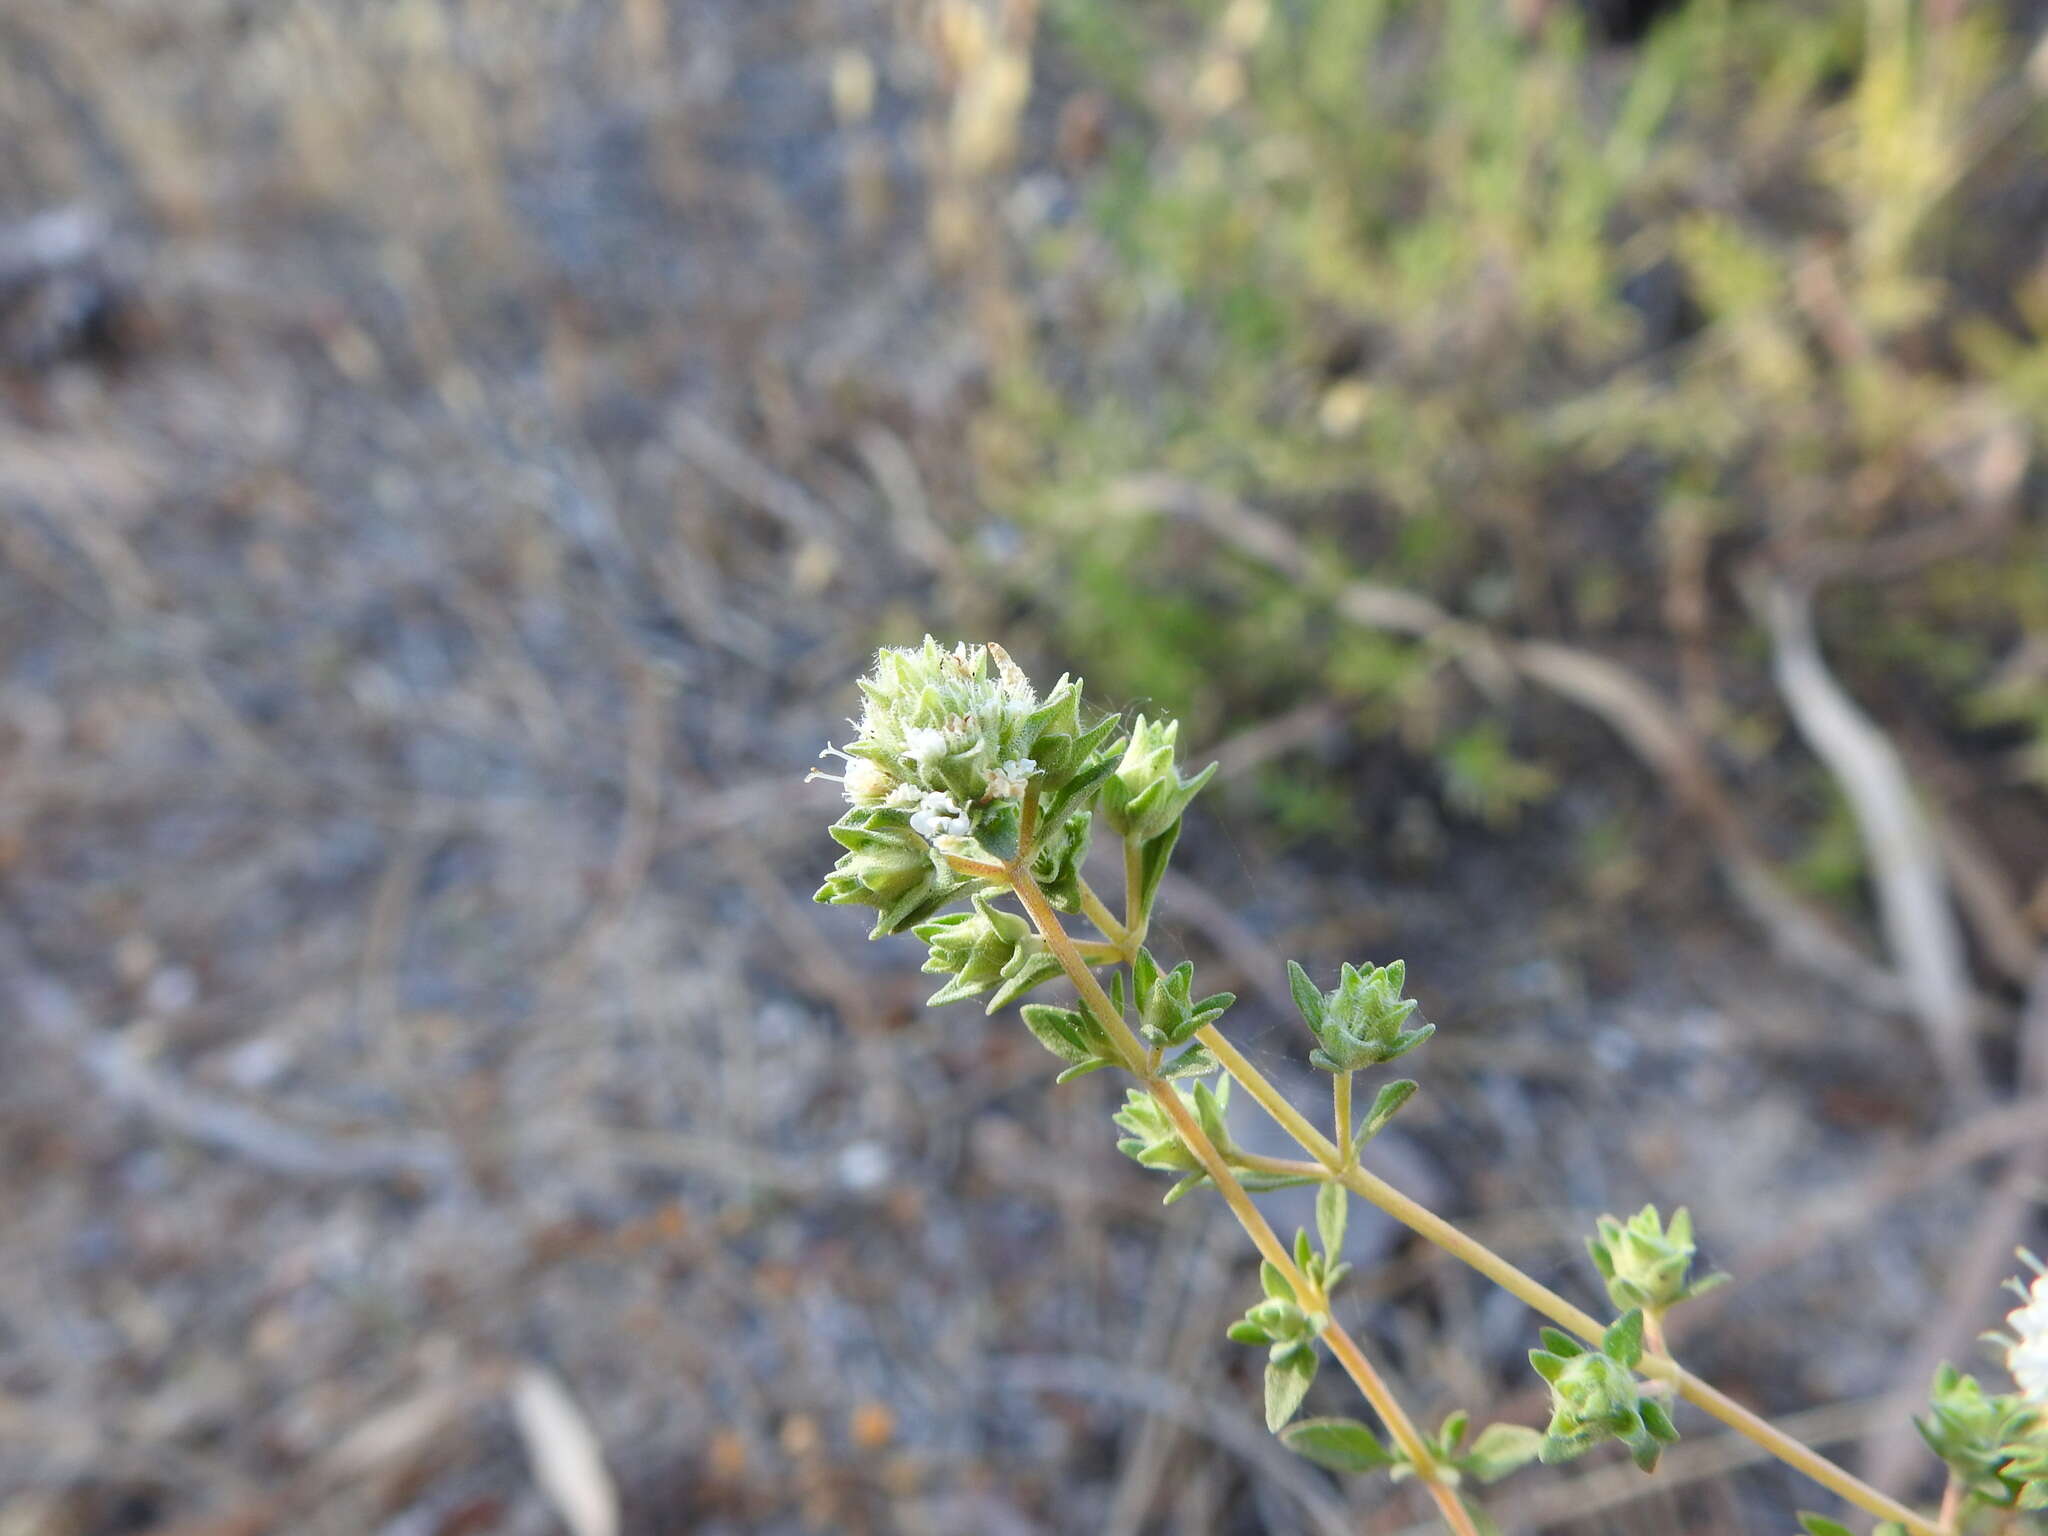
[1460,1423,1544,1483]
[1316,1182,1348,1259]
[1134,821,1179,918]
[1021,1003,1094,1065]
[1436,1410,1470,1453]
[1279,1416,1397,1473]
[1358,1079,1418,1142]
[1538,1329,1583,1358]
[1157,1043,1218,1080]
[1294,1227,1315,1275]
[1193,1078,1231,1148]
[1161,1172,1208,1204]
[1795,1517,1855,1536]
[1529,1350,1567,1384]
[1053,1057,1116,1083]
[1265,1346,1318,1432]
[1261,1261,1296,1304]
[1227,1319,1272,1346]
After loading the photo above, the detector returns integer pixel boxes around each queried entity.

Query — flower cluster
[811,638,1121,933]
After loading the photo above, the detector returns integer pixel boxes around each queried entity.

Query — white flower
[2008,1258,2048,1405]
[903,726,951,770]
[807,745,896,806]
[883,783,924,809]
[909,791,971,841]
[986,757,1037,799]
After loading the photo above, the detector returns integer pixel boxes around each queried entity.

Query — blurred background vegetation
[0,1,2043,1533]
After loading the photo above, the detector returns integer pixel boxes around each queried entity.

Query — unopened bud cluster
[1529,1313,1677,1473]
[1587,1205,1727,1316]
[1288,958,1433,1072]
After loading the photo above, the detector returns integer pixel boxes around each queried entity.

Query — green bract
[1287,958,1435,1072]
[1587,1205,1728,1316]
[1101,713,1217,846]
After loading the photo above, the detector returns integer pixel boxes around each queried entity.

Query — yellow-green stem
[1009,868,1147,1074]
[1137,1023,1478,1536]
[1123,836,1150,948]
[1335,1071,1355,1168]
[1076,877,1131,951]
[1191,1049,1944,1536]
[1010,864,1472,1531]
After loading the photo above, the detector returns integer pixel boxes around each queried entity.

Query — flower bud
[1287,958,1434,1073]
[1101,714,1217,846]
[1587,1205,1727,1316]
[1528,1315,1676,1472]
[814,815,966,936]
[1131,946,1234,1047]
[913,892,1062,1011]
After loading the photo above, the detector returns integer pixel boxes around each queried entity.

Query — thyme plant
[811,639,2048,1535]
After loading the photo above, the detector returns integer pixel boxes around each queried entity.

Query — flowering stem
[1188,1046,1944,1536]
[1008,863,1474,1533]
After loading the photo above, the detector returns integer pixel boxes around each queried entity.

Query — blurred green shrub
[975,0,2048,847]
